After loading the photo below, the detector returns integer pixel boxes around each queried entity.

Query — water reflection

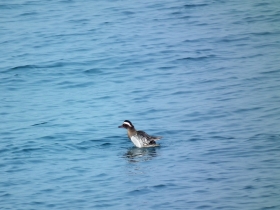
[124,146,159,163]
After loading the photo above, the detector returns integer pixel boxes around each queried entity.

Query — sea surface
[1,0,280,209]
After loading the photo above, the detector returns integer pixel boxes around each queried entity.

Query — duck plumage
[118,120,162,148]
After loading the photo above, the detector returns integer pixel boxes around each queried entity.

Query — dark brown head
[118,120,134,129]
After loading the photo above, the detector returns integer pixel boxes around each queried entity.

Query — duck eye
[123,122,132,127]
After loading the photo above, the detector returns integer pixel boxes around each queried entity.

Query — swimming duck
[118,120,162,148]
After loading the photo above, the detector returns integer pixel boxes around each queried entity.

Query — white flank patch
[123,121,132,127]
[131,136,143,148]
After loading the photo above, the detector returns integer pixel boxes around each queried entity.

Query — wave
[183,4,208,9]
[176,55,216,61]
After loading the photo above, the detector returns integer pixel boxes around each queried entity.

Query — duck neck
[127,127,137,138]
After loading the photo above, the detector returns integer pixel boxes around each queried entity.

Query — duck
[118,120,162,148]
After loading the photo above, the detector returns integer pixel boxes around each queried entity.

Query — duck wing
[136,131,162,145]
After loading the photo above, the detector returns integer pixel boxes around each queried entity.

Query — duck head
[118,120,134,129]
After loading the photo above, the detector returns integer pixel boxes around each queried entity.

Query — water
[1,0,280,209]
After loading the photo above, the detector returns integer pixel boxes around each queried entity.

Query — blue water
[1,0,280,209]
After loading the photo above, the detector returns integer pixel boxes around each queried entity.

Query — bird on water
[118,120,162,148]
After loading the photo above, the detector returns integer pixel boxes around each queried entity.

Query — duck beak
[118,125,124,128]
